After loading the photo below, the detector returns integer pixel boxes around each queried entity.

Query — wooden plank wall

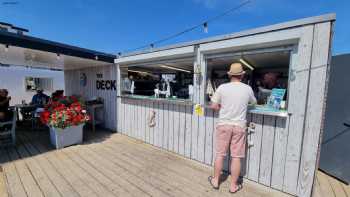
[297,22,333,197]
[116,22,333,197]
[64,65,118,131]
[117,98,292,193]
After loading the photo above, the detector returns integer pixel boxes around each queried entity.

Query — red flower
[39,95,89,129]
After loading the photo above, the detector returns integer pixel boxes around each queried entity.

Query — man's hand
[210,102,221,111]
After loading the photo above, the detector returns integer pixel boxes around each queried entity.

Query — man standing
[208,63,256,193]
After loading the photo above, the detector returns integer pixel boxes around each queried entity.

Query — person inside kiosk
[206,50,290,115]
[121,60,194,102]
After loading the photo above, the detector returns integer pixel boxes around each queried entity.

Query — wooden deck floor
[314,170,350,197]
[0,129,292,197]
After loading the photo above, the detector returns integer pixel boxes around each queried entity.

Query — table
[86,103,104,132]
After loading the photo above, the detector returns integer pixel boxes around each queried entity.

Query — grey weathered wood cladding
[65,14,335,197]
[115,16,334,197]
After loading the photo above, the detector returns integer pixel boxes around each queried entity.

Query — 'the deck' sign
[96,80,116,90]
[96,73,117,90]
[96,73,116,90]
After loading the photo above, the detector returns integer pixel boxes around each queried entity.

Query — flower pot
[49,124,84,149]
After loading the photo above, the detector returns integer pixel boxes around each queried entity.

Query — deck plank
[69,144,153,197]
[19,134,80,197]
[94,140,213,197]
[16,138,61,197]
[342,183,350,197]
[108,134,288,197]
[87,142,191,197]
[8,148,44,197]
[62,147,133,197]
[52,149,116,197]
[81,144,174,197]
[0,149,9,197]
[101,137,271,197]
[326,173,347,197]
[0,168,8,197]
[33,143,98,197]
[2,148,27,197]
[316,171,335,197]
[1,130,295,197]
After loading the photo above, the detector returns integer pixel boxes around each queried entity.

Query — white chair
[0,110,17,146]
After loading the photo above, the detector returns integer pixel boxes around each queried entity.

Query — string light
[203,22,208,33]
[4,45,9,52]
[118,0,251,55]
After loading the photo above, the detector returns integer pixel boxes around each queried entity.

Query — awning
[0,30,115,70]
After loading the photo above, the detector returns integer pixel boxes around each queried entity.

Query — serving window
[120,58,194,101]
[205,48,291,115]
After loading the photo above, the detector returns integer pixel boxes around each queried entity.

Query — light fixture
[95,55,98,60]
[160,65,191,73]
[239,58,254,71]
[203,22,208,33]
[4,44,9,52]
[128,69,152,75]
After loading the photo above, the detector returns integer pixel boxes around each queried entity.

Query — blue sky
[0,0,348,55]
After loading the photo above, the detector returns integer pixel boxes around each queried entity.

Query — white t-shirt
[211,82,257,128]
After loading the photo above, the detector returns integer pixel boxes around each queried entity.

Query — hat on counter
[227,63,245,76]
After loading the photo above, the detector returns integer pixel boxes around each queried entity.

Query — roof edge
[118,13,336,58]
[0,29,116,63]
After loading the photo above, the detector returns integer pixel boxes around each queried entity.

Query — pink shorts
[215,125,246,158]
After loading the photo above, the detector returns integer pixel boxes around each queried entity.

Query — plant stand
[49,124,84,149]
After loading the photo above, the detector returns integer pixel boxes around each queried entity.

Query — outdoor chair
[19,106,42,130]
[0,110,17,146]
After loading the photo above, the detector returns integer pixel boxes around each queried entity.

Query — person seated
[0,89,13,122]
[31,89,49,108]
[50,90,64,102]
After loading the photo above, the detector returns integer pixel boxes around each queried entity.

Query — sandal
[229,184,243,194]
[208,176,219,190]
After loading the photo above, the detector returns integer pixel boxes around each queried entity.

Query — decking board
[0,129,295,197]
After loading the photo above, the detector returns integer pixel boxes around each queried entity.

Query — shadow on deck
[0,127,291,197]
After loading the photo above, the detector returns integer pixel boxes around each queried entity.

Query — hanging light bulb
[4,44,9,52]
[95,55,99,60]
[203,22,208,33]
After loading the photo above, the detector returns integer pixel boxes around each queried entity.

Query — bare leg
[211,155,225,187]
[230,157,241,191]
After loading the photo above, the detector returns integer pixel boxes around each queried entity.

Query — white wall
[0,66,64,105]
[64,64,117,131]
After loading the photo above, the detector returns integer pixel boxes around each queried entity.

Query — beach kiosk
[115,14,335,197]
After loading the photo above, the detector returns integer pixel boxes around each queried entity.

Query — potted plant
[40,96,90,149]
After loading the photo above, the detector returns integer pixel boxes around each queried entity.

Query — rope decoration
[148,110,156,127]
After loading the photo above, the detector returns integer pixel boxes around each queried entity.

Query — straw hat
[227,63,245,76]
